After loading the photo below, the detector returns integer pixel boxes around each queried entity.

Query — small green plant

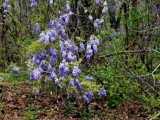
[65,104,75,118]
[22,106,37,120]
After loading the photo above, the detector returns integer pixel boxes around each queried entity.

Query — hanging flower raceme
[35,23,40,34]
[30,0,38,8]
[102,1,108,14]
[30,68,42,80]
[69,80,75,87]
[74,79,82,92]
[94,19,104,29]
[72,66,81,79]
[48,48,57,65]
[99,88,106,97]
[83,90,94,104]
[95,0,100,6]
[59,63,69,78]
[40,61,48,71]
[66,1,71,13]
[79,42,85,52]
[3,0,10,19]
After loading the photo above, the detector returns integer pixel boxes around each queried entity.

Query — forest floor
[0,80,156,120]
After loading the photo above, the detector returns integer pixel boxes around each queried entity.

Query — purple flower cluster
[95,0,100,6]
[59,63,69,78]
[99,87,106,97]
[94,18,104,29]
[102,1,108,14]
[30,0,38,8]
[75,79,82,92]
[86,76,94,82]
[72,67,81,79]
[3,0,10,19]
[86,36,99,61]
[83,90,94,104]
[30,68,42,80]
[49,48,57,65]
[35,23,40,34]
[29,0,107,104]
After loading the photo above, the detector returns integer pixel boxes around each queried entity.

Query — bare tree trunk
[0,7,6,72]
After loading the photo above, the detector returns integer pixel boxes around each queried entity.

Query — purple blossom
[30,0,38,8]
[74,79,82,92]
[3,0,10,15]
[48,48,57,57]
[79,42,85,52]
[4,0,9,5]
[66,2,71,13]
[48,63,53,72]
[59,63,65,77]
[39,32,45,43]
[73,45,78,54]
[50,30,58,42]
[103,1,107,6]
[49,56,57,65]
[69,80,75,87]
[32,55,41,65]
[86,76,94,82]
[92,44,98,54]
[4,10,7,14]
[63,66,69,77]
[102,7,108,14]
[59,29,67,39]
[59,63,69,78]
[66,51,77,62]
[62,51,67,58]
[3,3,7,9]
[86,55,91,61]
[86,43,93,61]
[94,22,99,29]
[50,71,57,80]
[45,34,50,45]
[99,88,106,97]
[35,23,40,34]
[30,68,42,80]
[83,90,94,104]
[49,0,53,4]
[84,9,88,13]
[40,51,46,60]
[88,15,93,21]
[40,61,48,71]
[60,41,65,54]
[72,67,81,79]
[95,0,100,6]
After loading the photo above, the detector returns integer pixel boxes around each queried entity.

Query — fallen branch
[99,49,151,58]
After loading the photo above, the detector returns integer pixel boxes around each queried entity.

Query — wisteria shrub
[27,0,109,105]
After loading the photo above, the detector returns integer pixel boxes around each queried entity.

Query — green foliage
[107,79,139,107]
[22,106,37,120]
[7,71,30,82]
[0,73,9,80]
[65,104,76,117]
[27,41,46,55]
